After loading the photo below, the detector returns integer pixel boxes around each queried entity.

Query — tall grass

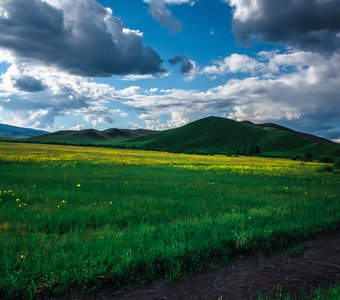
[313,285,340,300]
[258,284,340,299]
[0,142,339,298]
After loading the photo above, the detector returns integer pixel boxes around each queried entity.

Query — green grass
[258,284,340,299]
[312,285,340,300]
[0,142,339,299]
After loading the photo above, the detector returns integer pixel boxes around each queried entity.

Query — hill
[0,124,48,139]
[26,128,157,145]
[124,117,340,160]
[16,117,340,161]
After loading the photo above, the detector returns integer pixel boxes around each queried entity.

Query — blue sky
[0,0,339,141]
[101,0,236,91]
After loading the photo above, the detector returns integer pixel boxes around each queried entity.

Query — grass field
[0,142,339,299]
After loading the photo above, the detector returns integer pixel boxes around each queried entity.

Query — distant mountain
[0,124,48,139]
[124,117,340,160]
[25,128,157,145]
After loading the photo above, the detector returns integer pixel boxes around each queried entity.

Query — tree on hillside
[247,145,261,156]
[303,152,313,161]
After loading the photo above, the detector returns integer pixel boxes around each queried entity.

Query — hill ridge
[124,116,339,160]
[25,127,157,145]
[12,116,339,161]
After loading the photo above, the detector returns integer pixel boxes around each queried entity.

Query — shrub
[334,159,340,169]
[319,157,333,163]
[303,152,313,161]
[317,166,334,173]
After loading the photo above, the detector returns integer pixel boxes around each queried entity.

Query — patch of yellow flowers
[0,142,328,176]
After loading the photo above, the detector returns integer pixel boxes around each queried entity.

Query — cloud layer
[1,48,339,140]
[0,0,165,76]
[0,59,126,128]
[227,0,340,53]
[127,50,340,139]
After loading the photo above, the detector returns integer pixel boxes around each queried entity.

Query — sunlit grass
[0,142,339,299]
[0,142,327,175]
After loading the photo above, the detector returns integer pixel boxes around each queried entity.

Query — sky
[0,0,339,142]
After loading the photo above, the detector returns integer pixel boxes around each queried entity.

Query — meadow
[0,142,339,299]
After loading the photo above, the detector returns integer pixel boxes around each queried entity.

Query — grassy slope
[125,117,340,159]
[0,142,339,299]
[26,128,156,145]
[127,117,266,152]
[19,116,340,160]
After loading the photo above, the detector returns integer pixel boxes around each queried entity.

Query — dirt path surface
[65,231,340,300]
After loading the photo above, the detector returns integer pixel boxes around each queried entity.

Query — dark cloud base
[14,76,46,92]
[168,55,194,74]
[230,0,340,53]
[0,0,165,77]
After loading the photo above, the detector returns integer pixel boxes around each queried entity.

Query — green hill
[103,128,156,140]
[123,117,340,160]
[26,128,156,145]
[20,116,340,161]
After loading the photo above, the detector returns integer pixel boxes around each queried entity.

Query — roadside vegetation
[258,284,340,299]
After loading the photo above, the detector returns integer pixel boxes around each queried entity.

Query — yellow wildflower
[0,222,10,231]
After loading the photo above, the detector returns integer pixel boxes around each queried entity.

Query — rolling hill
[25,128,157,145]
[0,124,48,139]
[123,117,340,160]
[12,116,340,161]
